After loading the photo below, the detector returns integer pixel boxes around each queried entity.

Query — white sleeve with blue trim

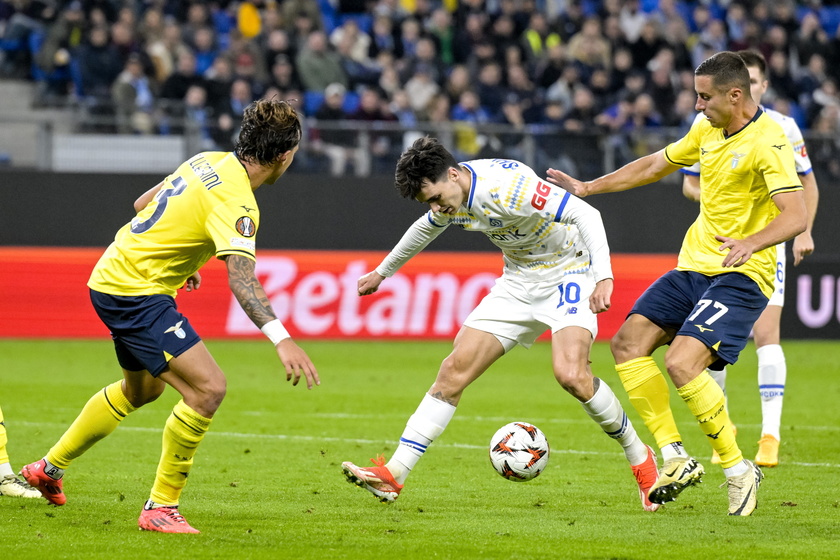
[554,192,613,282]
[375,212,450,277]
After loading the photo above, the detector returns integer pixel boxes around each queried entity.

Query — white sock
[388,393,456,484]
[724,459,749,478]
[757,344,785,440]
[660,442,688,462]
[0,462,14,478]
[707,366,730,416]
[581,380,648,466]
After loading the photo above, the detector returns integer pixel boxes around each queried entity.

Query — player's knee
[610,331,639,364]
[553,364,590,400]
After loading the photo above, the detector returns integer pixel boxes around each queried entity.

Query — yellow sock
[0,405,9,465]
[46,381,137,469]
[677,372,743,468]
[150,400,211,506]
[615,357,683,449]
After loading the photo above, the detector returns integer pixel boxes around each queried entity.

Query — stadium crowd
[1,0,839,175]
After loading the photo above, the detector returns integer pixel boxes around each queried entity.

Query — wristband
[260,319,290,345]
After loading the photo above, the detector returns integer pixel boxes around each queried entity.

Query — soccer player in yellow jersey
[682,50,820,468]
[22,99,319,533]
[0,405,41,498]
[547,51,807,516]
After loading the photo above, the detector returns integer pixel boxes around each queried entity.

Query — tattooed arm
[225,255,320,389]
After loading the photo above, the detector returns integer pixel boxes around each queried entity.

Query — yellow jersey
[664,109,802,297]
[88,151,259,297]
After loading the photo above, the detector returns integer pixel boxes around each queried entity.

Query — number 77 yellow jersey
[88,151,260,297]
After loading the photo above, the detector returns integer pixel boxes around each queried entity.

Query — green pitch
[1,339,838,559]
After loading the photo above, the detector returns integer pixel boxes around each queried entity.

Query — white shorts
[463,272,598,351]
[768,242,786,308]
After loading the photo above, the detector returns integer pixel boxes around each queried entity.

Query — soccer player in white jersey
[681,50,820,468]
[22,99,319,533]
[341,136,662,512]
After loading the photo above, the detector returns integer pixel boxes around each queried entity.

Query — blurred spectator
[619,0,647,43]
[489,14,520,60]
[766,50,798,102]
[76,25,123,100]
[212,77,252,150]
[376,57,400,97]
[809,104,840,177]
[335,25,380,89]
[160,51,205,102]
[404,64,440,113]
[806,77,839,127]
[368,14,396,59]
[349,86,398,173]
[398,17,422,60]
[534,42,568,91]
[112,53,156,134]
[330,18,370,63]
[33,1,85,84]
[262,28,294,74]
[452,12,489,64]
[632,20,667,71]
[426,7,455,66]
[793,12,832,68]
[165,83,214,149]
[602,15,628,51]
[566,16,611,80]
[281,0,323,35]
[475,61,506,118]
[796,53,829,109]
[147,19,191,84]
[555,0,585,41]
[400,36,445,85]
[204,54,234,112]
[668,88,700,132]
[191,26,218,76]
[311,82,366,176]
[268,53,301,91]
[564,85,599,133]
[296,29,346,92]
[520,12,560,68]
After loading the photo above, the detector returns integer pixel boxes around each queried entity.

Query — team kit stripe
[399,437,428,454]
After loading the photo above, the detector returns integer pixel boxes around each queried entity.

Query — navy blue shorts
[630,270,768,366]
[89,290,201,377]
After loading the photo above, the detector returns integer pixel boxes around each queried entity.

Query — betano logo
[225,258,497,337]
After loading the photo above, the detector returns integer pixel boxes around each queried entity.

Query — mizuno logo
[700,147,709,155]
[771,144,786,150]
[241,205,255,212]
[694,324,714,333]
[706,425,726,440]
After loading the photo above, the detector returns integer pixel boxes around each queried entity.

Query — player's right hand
[358,270,385,296]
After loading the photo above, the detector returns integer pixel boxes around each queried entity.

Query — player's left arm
[225,254,320,389]
[716,190,807,268]
[552,192,613,313]
[792,171,819,265]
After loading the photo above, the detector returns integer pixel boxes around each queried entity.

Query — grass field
[1,339,838,559]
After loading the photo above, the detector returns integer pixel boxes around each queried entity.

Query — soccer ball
[489,422,550,481]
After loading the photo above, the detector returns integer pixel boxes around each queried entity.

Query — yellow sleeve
[758,130,803,196]
[207,201,259,261]
[664,121,703,167]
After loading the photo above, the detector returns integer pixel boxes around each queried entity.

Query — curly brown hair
[234,99,301,166]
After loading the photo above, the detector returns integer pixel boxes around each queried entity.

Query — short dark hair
[695,51,750,94]
[234,98,301,166]
[736,49,767,78]
[394,136,458,199]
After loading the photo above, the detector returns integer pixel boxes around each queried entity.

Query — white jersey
[681,107,813,176]
[376,158,612,284]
